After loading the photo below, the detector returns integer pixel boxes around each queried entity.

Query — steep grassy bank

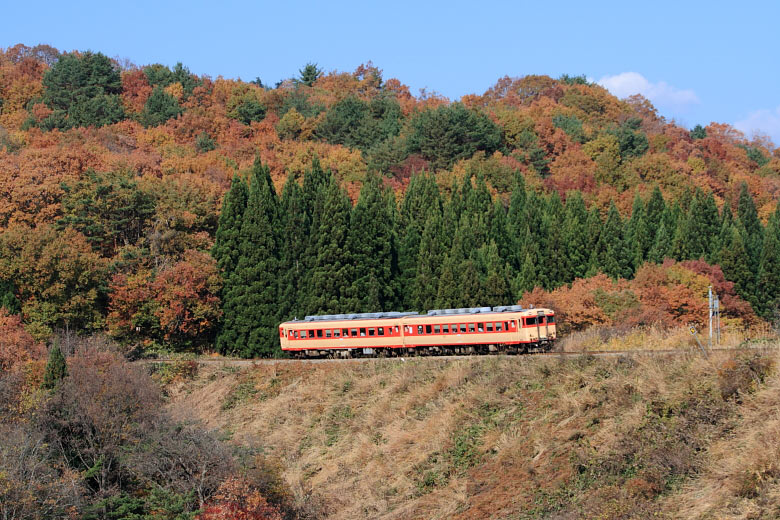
[169,347,779,519]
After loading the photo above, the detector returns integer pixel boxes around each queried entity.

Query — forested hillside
[1,43,779,355]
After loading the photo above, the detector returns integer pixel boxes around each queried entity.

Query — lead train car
[279,307,556,358]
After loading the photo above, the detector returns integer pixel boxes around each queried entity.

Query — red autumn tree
[197,477,283,520]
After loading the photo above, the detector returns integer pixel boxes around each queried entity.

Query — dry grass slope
[169,343,780,519]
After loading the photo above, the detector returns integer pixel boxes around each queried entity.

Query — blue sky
[4,0,779,144]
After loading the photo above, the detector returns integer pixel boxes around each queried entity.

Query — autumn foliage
[197,477,283,520]
[520,260,757,333]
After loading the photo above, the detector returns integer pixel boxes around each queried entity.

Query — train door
[535,310,548,341]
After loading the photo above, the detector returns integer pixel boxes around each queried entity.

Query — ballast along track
[279,305,557,359]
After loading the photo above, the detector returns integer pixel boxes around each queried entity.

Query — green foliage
[607,117,649,159]
[217,160,280,357]
[552,114,586,143]
[41,345,67,390]
[317,95,402,153]
[406,103,503,170]
[141,86,182,127]
[740,144,770,167]
[58,169,155,256]
[0,279,21,314]
[297,62,323,87]
[195,131,217,153]
[39,51,125,129]
[558,74,590,85]
[231,97,266,125]
[143,62,201,98]
[690,124,707,140]
[278,88,324,118]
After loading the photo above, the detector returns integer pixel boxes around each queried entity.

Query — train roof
[282,305,553,325]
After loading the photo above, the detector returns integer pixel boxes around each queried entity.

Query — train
[279,305,556,358]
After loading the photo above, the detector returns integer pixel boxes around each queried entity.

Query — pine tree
[218,160,280,357]
[544,192,567,287]
[720,225,755,307]
[489,200,511,266]
[412,212,446,311]
[737,182,763,279]
[513,248,537,297]
[757,215,780,317]
[346,172,397,312]
[482,241,511,306]
[645,186,666,245]
[588,202,632,279]
[648,219,672,263]
[278,172,306,320]
[397,172,441,308]
[506,173,527,271]
[626,192,650,268]
[436,254,460,308]
[563,191,589,281]
[212,175,248,280]
[458,259,482,307]
[306,179,354,314]
[41,344,67,390]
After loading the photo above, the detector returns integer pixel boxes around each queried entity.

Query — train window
[394,326,399,334]
[417,325,424,335]
[325,329,332,338]
[334,329,341,337]
[351,328,358,337]
[496,322,503,332]
[468,323,475,333]
[378,327,384,336]
[459,324,467,333]
[547,315,555,323]
[441,324,448,333]
[486,323,494,332]
[360,328,367,337]
[525,317,536,326]
[342,328,349,337]
[301,330,307,339]
[434,325,440,333]
[425,324,432,334]
[506,321,512,329]
[368,328,375,336]
[478,323,484,332]
[316,329,323,338]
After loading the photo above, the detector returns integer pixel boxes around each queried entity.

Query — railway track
[139,343,779,367]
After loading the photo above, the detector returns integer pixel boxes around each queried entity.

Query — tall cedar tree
[563,191,590,280]
[719,225,754,306]
[482,240,512,306]
[278,172,307,320]
[588,203,632,279]
[219,160,279,357]
[212,175,249,279]
[737,182,763,277]
[306,179,354,314]
[346,172,397,312]
[413,211,446,312]
[397,173,441,309]
[41,345,67,390]
[756,211,780,317]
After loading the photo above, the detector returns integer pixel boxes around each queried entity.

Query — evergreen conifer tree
[757,215,780,317]
[218,160,280,357]
[648,219,672,263]
[212,175,248,279]
[645,186,666,245]
[458,259,482,307]
[436,254,460,308]
[720,225,755,307]
[588,203,632,279]
[412,212,446,311]
[482,241,512,306]
[346,172,397,312]
[278,172,307,320]
[513,248,538,297]
[563,191,590,280]
[41,344,67,390]
[306,179,354,314]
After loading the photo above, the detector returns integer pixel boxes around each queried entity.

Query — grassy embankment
[167,329,780,519]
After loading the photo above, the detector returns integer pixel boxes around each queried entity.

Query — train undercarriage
[290,340,555,359]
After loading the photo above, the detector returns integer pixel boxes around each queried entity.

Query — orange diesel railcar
[279,305,556,358]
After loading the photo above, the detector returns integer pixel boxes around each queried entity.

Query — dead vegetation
[169,343,780,519]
